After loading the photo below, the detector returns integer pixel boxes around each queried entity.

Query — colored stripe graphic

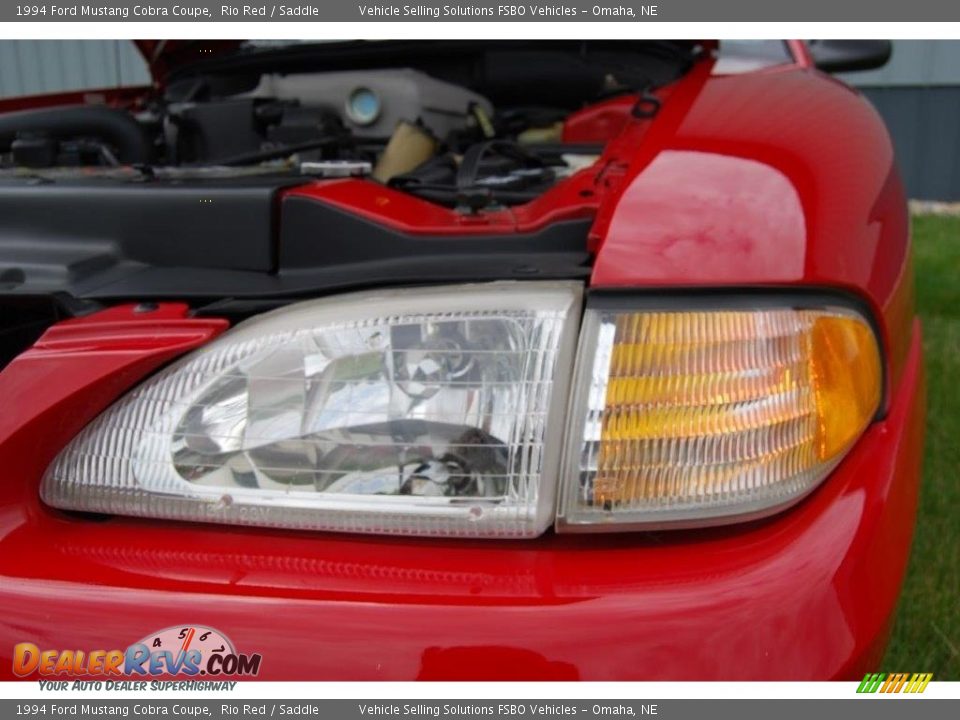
[857,672,932,693]
[857,673,885,693]
[906,673,933,693]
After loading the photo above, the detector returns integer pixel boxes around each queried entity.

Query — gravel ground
[910,200,960,216]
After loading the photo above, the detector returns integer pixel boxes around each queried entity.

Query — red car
[0,40,925,680]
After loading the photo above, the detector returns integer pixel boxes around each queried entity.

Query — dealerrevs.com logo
[12,625,262,678]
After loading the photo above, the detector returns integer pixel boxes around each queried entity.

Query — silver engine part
[245,68,493,139]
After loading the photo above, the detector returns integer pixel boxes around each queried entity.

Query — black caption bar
[3,0,960,22]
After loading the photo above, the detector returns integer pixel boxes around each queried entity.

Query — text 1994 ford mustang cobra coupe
[0,40,925,680]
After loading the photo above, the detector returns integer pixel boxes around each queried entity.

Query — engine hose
[0,105,151,164]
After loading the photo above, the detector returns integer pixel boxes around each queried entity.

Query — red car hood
[134,40,718,83]
[134,40,243,80]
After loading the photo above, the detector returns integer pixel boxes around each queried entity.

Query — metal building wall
[858,86,960,201]
[840,40,960,201]
[0,40,148,98]
[839,40,960,87]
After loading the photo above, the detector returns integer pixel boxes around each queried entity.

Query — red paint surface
[787,40,814,68]
[590,70,904,299]
[0,86,152,114]
[282,172,600,236]
[562,95,637,144]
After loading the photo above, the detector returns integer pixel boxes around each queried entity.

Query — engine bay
[0,42,697,210]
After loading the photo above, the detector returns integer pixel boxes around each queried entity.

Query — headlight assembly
[42,286,882,537]
[41,283,583,538]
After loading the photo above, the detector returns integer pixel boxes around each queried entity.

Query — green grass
[882,214,960,678]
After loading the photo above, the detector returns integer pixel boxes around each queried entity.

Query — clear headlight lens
[557,304,882,530]
[42,283,582,538]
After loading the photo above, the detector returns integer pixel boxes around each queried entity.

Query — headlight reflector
[557,303,881,530]
[42,283,582,538]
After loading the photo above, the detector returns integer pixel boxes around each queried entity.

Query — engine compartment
[0,41,701,369]
[0,42,698,210]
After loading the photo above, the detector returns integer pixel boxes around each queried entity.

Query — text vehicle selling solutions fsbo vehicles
[0,40,925,680]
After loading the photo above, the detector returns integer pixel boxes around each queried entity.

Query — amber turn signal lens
[809,315,883,460]
[558,305,881,530]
